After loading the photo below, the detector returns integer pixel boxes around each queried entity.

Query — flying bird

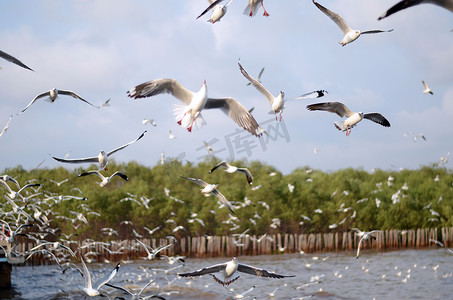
[51,131,147,170]
[20,88,99,113]
[422,80,433,95]
[178,257,294,286]
[78,170,128,187]
[128,79,263,137]
[356,230,383,259]
[197,0,234,23]
[0,49,34,71]
[378,0,453,20]
[244,0,270,17]
[209,161,253,185]
[0,115,13,138]
[142,118,157,126]
[80,256,120,297]
[181,176,235,213]
[238,62,285,121]
[313,1,393,46]
[306,102,391,135]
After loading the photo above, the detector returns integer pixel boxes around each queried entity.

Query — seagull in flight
[0,49,33,71]
[238,62,285,121]
[313,1,393,46]
[135,239,174,260]
[128,79,263,137]
[306,102,391,135]
[51,131,147,170]
[244,0,270,17]
[78,170,128,187]
[197,0,234,24]
[209,161,253,185]
[181,176,235,214]
[178,257,294,286]
[292,90,328,100]
[378,0,453,20]
[356,230,383,259]
[80,256,120,297]
[20,88,99,113]
[422,80,433,95]
[0,115,13,138]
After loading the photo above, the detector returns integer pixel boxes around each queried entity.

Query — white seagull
[313,1,393,46]
[244,0,270,17]
[0,115,13,138]
[128,79,263,137]
[209,161,253,185]
[142,118,157,126]
[238,62,285,121]
[306,102,391,136]
[20,88,99,113]
[378,0,453,20]
[422,80,433,95]
[78,170,128,187]
[135,239,174,260]
[181,176,235,214]
[178,257,294,286]
[80,256,120,297]
[51,131,147,170]
[197,0,234,23]
[356,230,383,259]
[0,49,33,71]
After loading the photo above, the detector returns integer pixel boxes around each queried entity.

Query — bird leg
[345,126,351,136]
[279,111,282,122]
[211,274,225,285]
[226,276,240,286]
[262,2,269,16]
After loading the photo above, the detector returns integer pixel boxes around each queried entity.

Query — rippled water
[2,249,452,299]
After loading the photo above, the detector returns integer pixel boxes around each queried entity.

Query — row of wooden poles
[13,227,453,265]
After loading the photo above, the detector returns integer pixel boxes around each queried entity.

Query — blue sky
[1,0,452,174]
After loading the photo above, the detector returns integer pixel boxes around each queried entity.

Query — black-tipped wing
[58,90,99,108]
[237,263,295,279]
[363,113,391,127]
[306,102,354,117]
[181,176,209,187]
[378,0,425,20]
[205,97,263,137]
[293,90,328,100]
[209,161,229,173]
[21,91,52,113]
[107,130,147,156]
[178,263,226,277]
[127,78,194,105]
[212,188,235,214]
[197,0,224,19]
[361,29,394,34]
[0,50,33,71]
[52,155,99,165]
[79,170,104,179]
[111,171,128,181]
[93,263,120,291]
[237,168,253,185]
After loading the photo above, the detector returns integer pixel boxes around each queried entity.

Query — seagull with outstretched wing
[306,102,391,135]
[209,161,253,185]
[78,170,128,187]
[313,1,393,46]
[197,0,234,23]
[51,131,147,170]
[178,257,294,286]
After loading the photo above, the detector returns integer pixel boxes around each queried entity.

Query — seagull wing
[0,50,33,71]
[52,155,99,165]
[205,97,263,137]
[127,78,194,105]
[79,170,104,180]
[363,113,391,127]
[20,91,52,113]
[356,236,365,259]
[178,263,227,277]
[422,80,429,90]
[107,130,147,156]
[197,0,224,19]
[293,90,328,100]
[58,90,99,108]
[361,29,394,34]
[181,176,209,188]
[238,62,275,105]
[80,256,92,290]
[104,283,134,296]
[313,1,351,34]
[93,263,120,291]
[237,263,295,278]
[209,161,229,173]
[378,0,426,20]
[111,171,128,181]
[212,188,235,214]
[306,102,354,117]
[237,168,253,185]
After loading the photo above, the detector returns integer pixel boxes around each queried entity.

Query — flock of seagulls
[1,0,452,298]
